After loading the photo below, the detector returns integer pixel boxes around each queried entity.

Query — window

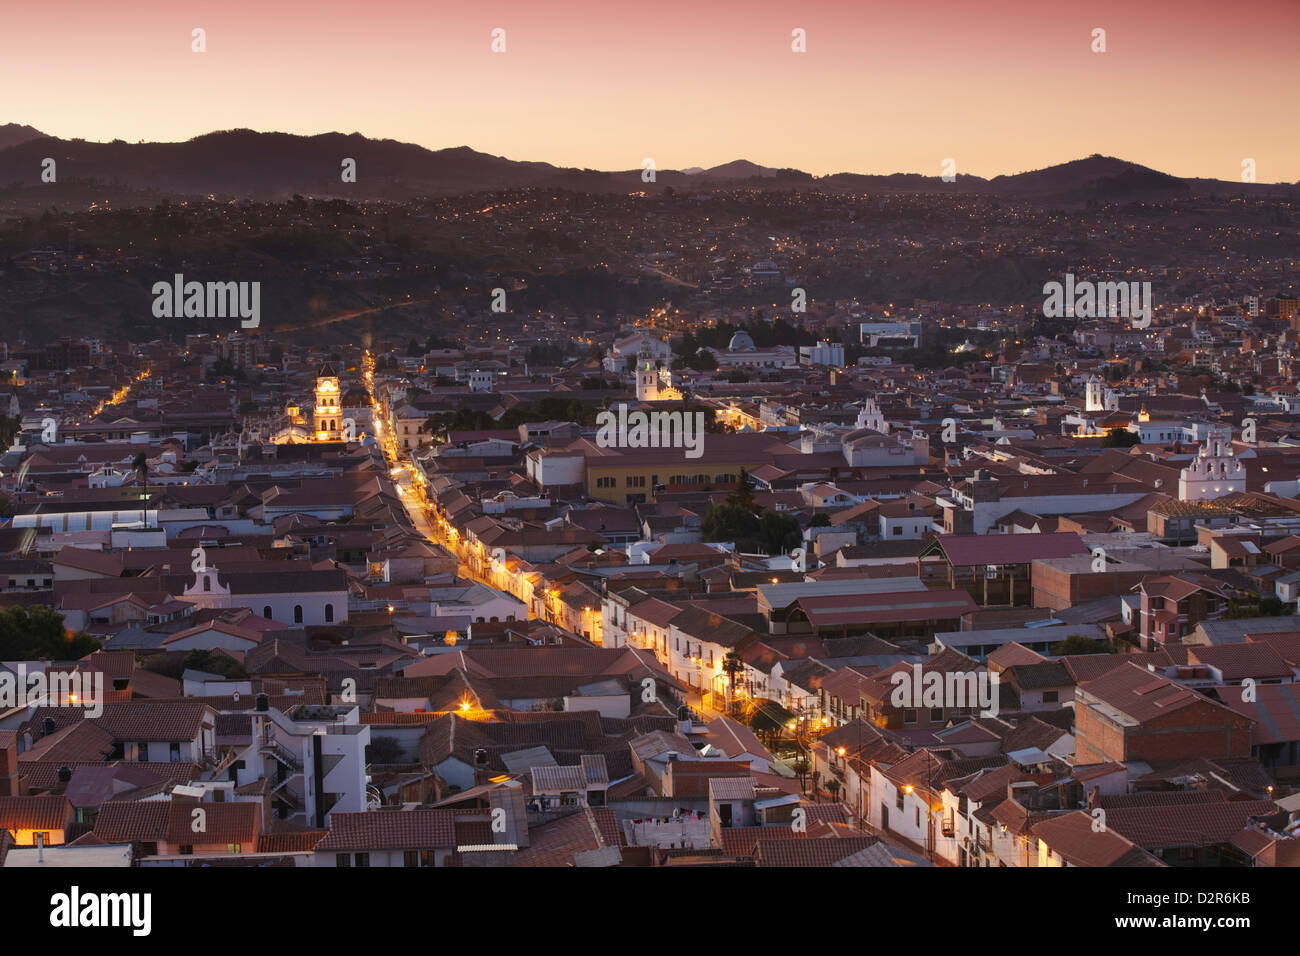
[264,606,273,619]
[203,576,211,592]
[1042,690,1059,703]
[354,853,370,867]
[179,845,193,855]
[227,843,242,853]
[902,709,917,725]
[893,526,903,536]
[294,605,304,624]
[404,850,419,868]
[325,603,334,623]
[896,790,905,811]
[929,708,943,722]
[169,742,181,761]
[336,854,351,868]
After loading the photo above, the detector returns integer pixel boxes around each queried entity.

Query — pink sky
[5,0,1298,180]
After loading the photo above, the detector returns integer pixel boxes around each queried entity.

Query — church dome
[728,330,756,351]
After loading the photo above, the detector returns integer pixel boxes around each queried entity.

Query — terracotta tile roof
[256,830,327,853]
[22,761,199,793]
[1077,661,1245,725]
[1187,642,1294,681]
[0,795,74,833]
[753,835,882,867]
[718,824,802,857]
[164,802,259,844]
[90,801,170,843]
[314,808,460,851]
[18,722,116,763]
[1102,799,1278,849]
[1031,811,1165,866]
[509,807,620,867]
[934,532,1087,567]
[92,700,217,742]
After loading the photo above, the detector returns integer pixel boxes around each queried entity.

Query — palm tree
[721,651,744,714]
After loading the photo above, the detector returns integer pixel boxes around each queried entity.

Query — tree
[1051,635,1113,656]
[1101,427,1139,448]
[721,651,744,713]
[0,606,100,659]
[793,754,811,792]
[366,736,404,765]
[182,649,247,679]
[727,468,757,513]
[758,511,802,555]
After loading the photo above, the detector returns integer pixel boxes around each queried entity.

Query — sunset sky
[6,0,1299,181]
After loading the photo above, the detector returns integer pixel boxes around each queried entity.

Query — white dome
[728,330,756,351]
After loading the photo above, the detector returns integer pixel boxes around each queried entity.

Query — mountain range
[1,126,1295,205]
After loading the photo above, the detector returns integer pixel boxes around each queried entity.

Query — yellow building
[314,363,341,441]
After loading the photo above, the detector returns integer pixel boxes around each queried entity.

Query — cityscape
[0,1,1297,929]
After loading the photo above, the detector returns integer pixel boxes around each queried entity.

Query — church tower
[314,363,341,441]
[1179,437,1246,502]
[1085,375,1104,413]
[635,342,660,401]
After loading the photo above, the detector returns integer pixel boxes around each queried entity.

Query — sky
[5,0,1299,181]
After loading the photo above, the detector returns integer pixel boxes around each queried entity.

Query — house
[1136,574,1234,648]
[91,801,262,862]
[1031,810,1164,867]
[1074,662,1254,764]
[0,795,75,846]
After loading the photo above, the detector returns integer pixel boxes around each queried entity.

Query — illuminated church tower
[314,363,341,441]
[635,342,660,401]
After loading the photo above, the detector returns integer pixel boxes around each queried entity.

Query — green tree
[1101,427,1139,448]
[721,651,744,712]
[182,649,247,679]
[727,468,757,513]
[758,511,802,555]
[1051,635,1113,656]
[0,606,100,660]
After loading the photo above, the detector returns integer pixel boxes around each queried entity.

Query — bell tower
[635,342,660,401]
[314,363,341,441]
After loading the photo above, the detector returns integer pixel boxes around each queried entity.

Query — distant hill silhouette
[0,128,1291,204]
[0,123,46,151]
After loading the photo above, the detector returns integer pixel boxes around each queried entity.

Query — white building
[859,320,922,347]
[1084,376,1104,413]
[707,330,796,369]
[182,564,349,627]
[799,341,846,368]
[228,702,370,828]
[1179,438,1246,501]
